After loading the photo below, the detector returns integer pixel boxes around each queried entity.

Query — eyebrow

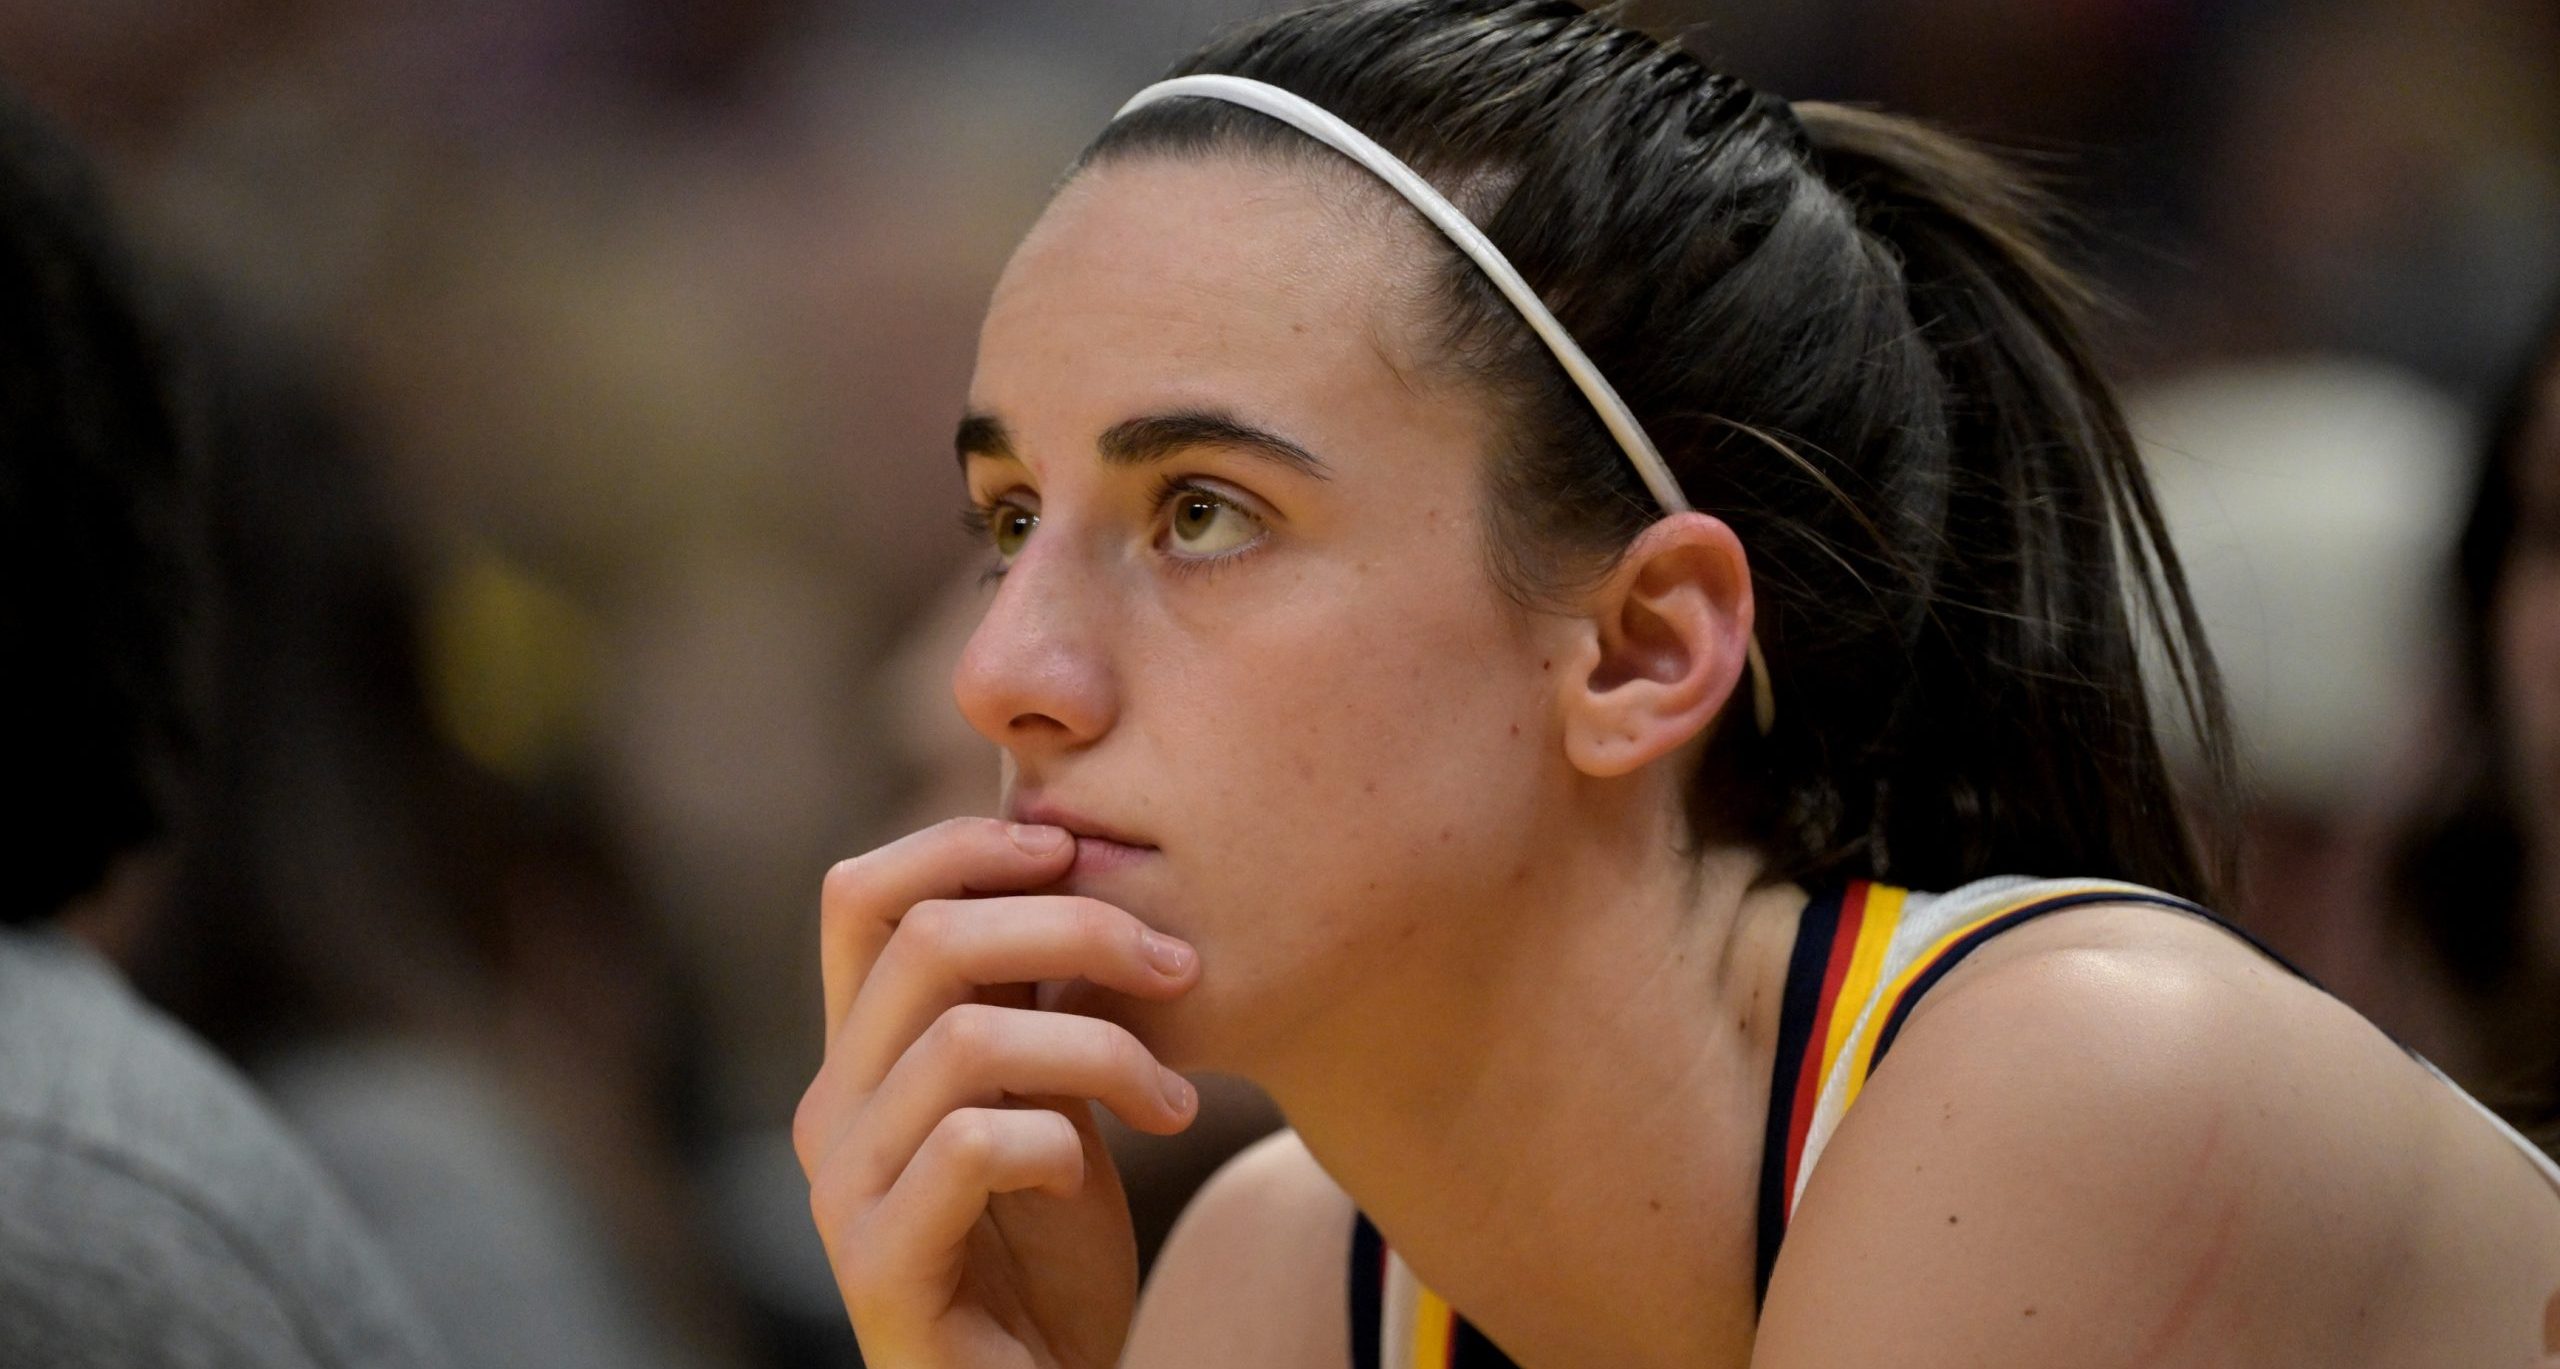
[955,408,1332,480]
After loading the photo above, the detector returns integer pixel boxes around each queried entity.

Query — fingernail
[1010,823,1068,853]
[1142,932,1194,976]
[1160,1069,1194,1114]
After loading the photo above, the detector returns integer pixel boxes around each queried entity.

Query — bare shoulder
[1122,1128,1354,1369]
[1751,903,2560,1368]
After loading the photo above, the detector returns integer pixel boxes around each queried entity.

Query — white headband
[1112,74,1776,734]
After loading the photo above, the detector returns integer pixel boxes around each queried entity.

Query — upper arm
[1749,940,2412,1369]
[1122,1128,1353,1369]
[0,1132,336,1369]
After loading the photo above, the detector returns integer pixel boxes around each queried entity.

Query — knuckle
[789,1086,829,1170]
[936,1109,1001,1170]
[929,1001,1000,1067]
[1068,897,1129,950]
[819,859,873,935]
[805,1157,868,1240]
[1038,1108,1083,1156]
[899,899,959,958]
[829,1213,889,1292]
[1097,1021,1152,1079]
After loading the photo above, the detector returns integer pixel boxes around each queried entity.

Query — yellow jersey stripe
[1816,883,1904,1088]
[1840,882,2121,1107]
[1413,1284,1455,1367]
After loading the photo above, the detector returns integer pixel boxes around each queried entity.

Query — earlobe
[1555,514,1754,780]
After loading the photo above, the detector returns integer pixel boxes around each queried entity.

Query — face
[954,156,1576,1074]
[2496,360,2560,879]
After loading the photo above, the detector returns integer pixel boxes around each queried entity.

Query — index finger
[819,817,1077,1038]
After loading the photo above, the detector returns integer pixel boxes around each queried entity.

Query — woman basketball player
[792,3,2560,1363]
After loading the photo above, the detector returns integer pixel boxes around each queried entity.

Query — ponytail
[1779,103,2236,902]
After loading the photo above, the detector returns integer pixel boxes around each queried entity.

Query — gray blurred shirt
[0,924,449,1369]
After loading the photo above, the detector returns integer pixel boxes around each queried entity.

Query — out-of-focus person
[2146,0,2560,400]
[0,89,447,1369]
[120,355,752,1369]
[2132,357,2479,1062]
[2392,295,2560,1138]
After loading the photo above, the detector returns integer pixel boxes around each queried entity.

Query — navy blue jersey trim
[1755,884,1848,1309]
[1349,1211,1385,1369]
[1449,1318,1511,1366]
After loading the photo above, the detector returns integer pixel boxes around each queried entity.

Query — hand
[794,818,1202,1368]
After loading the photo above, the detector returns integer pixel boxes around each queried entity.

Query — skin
[794,154,2560,1367]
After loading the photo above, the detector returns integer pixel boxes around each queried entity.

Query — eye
[991,504,1038,558]
[1161,486,1261,557]
[959,497,1038,565]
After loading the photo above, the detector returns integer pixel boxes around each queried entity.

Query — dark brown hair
[0,88,199,926]
[1079,0,2232,901]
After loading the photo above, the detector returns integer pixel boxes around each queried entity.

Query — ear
[1556,512,1756,779]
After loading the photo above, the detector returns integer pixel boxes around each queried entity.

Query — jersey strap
[1349,1209,1384,1369]
[1783,877,2329,1223]
[1755,880,1907,1304]
[1347,1211,1520,1369]
[1850,885,2226,1101]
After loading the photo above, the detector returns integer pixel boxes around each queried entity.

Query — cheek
[1161,569,1549,911]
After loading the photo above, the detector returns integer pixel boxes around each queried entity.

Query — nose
[951,540,1118,759]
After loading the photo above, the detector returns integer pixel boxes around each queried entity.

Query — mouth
[1003,797,1160,879]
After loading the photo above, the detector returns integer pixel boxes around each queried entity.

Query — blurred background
[1,0,2552,1364]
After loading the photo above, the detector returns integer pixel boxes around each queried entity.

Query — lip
[1003,797,1160,876]
[1005,797,1155,851]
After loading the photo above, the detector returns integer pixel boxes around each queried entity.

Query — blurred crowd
[0,0,2553,1365]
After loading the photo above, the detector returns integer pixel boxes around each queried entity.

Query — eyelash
[956,475,1265,583]
[954,504,1011,585]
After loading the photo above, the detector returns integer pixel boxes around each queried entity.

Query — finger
[836,1106,1085,1302]
[821,1003,1194,1193]
[820,817,1077,1039]
[837,894,1196,1087]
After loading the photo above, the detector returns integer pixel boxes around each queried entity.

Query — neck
[1250,798,1807,1369]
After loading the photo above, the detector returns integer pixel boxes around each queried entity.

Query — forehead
[971,155,1455,457]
